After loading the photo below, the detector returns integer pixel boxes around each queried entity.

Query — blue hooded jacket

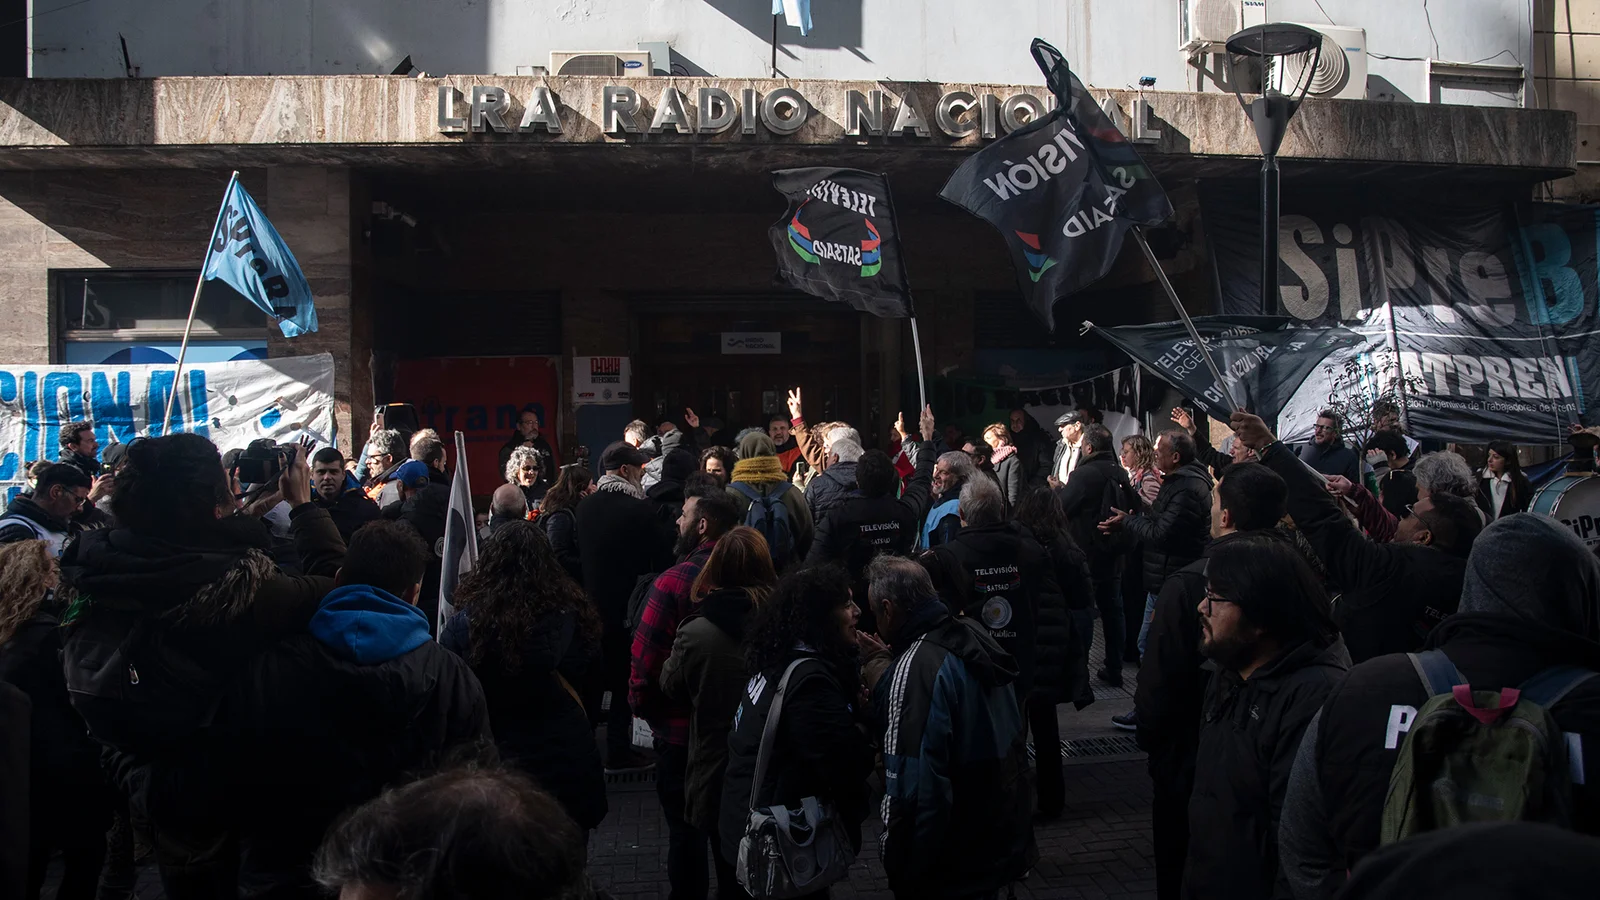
[308,583,432,664]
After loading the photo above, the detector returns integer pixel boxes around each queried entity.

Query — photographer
[59,434,346,898]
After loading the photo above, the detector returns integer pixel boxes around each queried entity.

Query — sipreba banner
[1202,184,1600,444]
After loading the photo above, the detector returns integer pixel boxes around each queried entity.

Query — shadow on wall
[700,0,867,62]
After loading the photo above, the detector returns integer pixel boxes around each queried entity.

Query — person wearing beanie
[727,430,814,567]
[1278,513,1600,899]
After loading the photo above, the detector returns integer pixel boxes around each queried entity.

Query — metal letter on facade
[761,88,809,135]
[741,88,759,134]
[935,91,978,137]
[979,93,1001,140]
[649,87,693,133]
[519,85,563,133]
[603,85,642,134]
[845,90,885,136]
[470,86,512,133]
[889,90,931,137]
[698,87,737,134]
[437,85,466,134]
[1000,93,1045,134]
[1130,96,1163,144]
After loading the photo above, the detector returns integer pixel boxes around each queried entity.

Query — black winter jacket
[719,653,874,863]
[1058,453,1138,582]
[0,611,111,817]
[442,607,607,830]
[576,488,675,628]
[0,495,75,547]
[646,478,686,529]
[1259,441,1466,663]
[1186,638,1348,900]
[1124,461,1212,594]
[1026,525,1094,708]
[920,520,1062,700]
[1134,551,1209,792]
[991,449,1024,507]
[1279,614,1600,899]
[313,474,381,542]
[541,506,583,582]
[804,459,859,525]
[807,441,934,608]
[381,482,450,631]
[1298,441,1361,484]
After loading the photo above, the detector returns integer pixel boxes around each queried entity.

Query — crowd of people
[1,393,1598,900]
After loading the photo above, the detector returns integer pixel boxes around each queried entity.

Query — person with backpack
[1186,534,1348,900]
[1278,512,1600,900]
[628,489,741,900]
[539,464,592,581]
[726,430,813,570]
[0,463,91,556]
[1059,425,1139,688]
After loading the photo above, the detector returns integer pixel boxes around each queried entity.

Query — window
[57,270,269,337]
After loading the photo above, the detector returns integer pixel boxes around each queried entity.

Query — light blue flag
[201,173,318,338]
[772,0,812,36]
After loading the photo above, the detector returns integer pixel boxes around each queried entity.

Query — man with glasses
[1298,409,1361,484]
[0,463,92,556]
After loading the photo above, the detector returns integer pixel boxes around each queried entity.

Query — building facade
[0,0,1576,467]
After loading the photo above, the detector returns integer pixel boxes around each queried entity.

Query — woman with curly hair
[0,541,111,900]
[440,520,607,834]
[700,446,737,488]
[505,444,547,508]
[540,465,593,580]
[717,565,874,895]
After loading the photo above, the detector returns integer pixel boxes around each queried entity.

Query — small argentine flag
[772,0,813,36]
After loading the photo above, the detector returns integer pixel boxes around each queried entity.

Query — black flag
[1087,317,1365,423]
[770,167,913,318]
[940,39,1172,331]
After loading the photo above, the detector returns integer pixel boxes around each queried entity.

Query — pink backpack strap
[1451,684,1521,725]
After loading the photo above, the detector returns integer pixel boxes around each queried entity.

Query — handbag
[735,658,857,898]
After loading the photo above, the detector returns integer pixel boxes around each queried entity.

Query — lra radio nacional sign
[435,83,1052,140]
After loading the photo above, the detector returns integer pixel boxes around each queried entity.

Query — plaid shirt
[628,540,715,747]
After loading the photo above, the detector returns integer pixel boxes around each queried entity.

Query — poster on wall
[573,356,631,406]
[391,356,561,497]
[0,353,336,501]
[1203,184,1598,444]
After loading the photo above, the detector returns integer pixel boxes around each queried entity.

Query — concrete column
[0,172,53,363]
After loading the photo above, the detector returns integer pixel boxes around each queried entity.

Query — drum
[1529,473,1600,550]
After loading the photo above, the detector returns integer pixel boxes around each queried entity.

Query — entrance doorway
[633,301,862,439]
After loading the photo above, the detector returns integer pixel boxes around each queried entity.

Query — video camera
[234,438,296,486]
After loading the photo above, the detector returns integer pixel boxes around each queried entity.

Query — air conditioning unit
[549,51,653,77]
[1278,24,1368,100]
[1181,0,1256,52]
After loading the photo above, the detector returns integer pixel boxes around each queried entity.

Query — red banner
[392,356,561,497]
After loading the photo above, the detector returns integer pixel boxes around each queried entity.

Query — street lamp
[1225,23,1323,315]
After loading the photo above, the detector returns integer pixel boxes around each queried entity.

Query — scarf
[990,445,1017,464]
[596,473,645,499]
[731,456,787,486]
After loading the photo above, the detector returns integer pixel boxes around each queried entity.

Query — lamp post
[1224,23,1323,315]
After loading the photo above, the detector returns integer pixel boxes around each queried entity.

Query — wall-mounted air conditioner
[1278,24,1368,100]
[549,51,653,77]
[1181,0,1264,52]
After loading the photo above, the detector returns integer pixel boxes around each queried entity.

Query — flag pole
[1130,226,1242,412]
[166,170,240,432]
[909,317,928,412]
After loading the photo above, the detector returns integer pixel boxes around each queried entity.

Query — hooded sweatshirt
[308,583,432,664]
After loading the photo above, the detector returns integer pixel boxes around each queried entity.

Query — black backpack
[624,572,659,634]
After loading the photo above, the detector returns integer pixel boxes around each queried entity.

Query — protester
[720,564,874,897]
[1008,408,1053,486]
[982,422,1025,507]
[310,447,381,542]
[1121,433,1163,505]
[313,768,600,900]
[1335,823,1600,900]
[540,464,592,581]
[700,446,736,488]
[808,408,936,625]
[576,441,674,775]
[443,520,607,837]
[361,428,407,504]
[921,450,974,550]
[1279,513,1600,899]
[409,428,451,486]
[0,540,111,900]
[1233,412,1483,663]
[1060,424,1139,687]
[59,434,343,896]
[629,490,741,900]
[660,527,778,898]
[865,556,1035,899]
[380,459,449,631]
[647,448,699,527]
[1413,449,1479,504]
[728,430,813,568]
[228,520,492,896]
[0,463,91,555]
[488,482,529,533]
[767,410,804,475]
[1477,440,1532,521]
[506,445,547,509]
[623,419,652,450]
[499,408,557,492]
[1171,407,1255,480]
[1131,462,1286,900]
[93,441,131,519]
[1047,410,1087,487]
[644,414,698,490]
[1099,429,1212,674]
[805,435,863,524]
[1364,430,1417,520]
[1298,410,1362,483]
[1186,534,1347,900]
[1013,486,1095,819]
